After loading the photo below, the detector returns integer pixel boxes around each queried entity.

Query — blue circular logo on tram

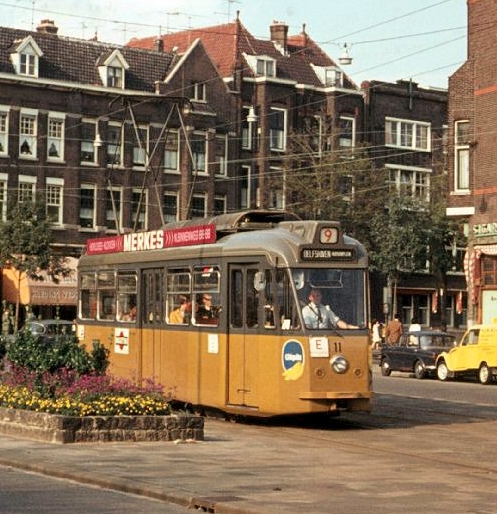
[281,340,305,381]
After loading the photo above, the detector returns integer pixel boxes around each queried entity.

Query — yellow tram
[77,210,372,416]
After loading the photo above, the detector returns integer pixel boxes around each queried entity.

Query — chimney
[270,21,288,53]
[154,38,164,52]
[36,19,58,35]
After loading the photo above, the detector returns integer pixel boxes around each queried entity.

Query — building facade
[447,0,497,326]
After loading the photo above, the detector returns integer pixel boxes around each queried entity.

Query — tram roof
[162,210,300,237]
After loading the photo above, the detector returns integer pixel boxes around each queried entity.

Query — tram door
[227,265,260,408]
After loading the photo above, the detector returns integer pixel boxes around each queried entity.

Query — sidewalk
[1,414,497,514]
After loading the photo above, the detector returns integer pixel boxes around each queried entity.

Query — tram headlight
[330,355,349,374]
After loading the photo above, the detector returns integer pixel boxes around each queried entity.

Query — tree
[370,196,432,317]
[0,195,70,331]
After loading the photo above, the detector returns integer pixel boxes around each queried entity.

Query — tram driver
[302,288,358,330]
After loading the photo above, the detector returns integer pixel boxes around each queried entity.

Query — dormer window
[10,36,43,78]
[97,49,129,89]
[190,82,206,101]
[256,57,275,77]
[312,64,343,87]
[107,66,123,88]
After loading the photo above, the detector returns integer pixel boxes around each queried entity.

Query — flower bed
[0,405,204,444]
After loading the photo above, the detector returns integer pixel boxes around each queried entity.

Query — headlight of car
[330,355,349,374]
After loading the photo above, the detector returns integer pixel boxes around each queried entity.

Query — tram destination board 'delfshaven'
[86,224,216,255]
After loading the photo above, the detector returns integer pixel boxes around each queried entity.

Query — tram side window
[166,268,191,325]
[263,269,276,329]
[116,273,137,322]
[192,265,220,326]
[142,269,164,324]
[97,271,116,321]
[80,272,97,320]
[276,270,299,330]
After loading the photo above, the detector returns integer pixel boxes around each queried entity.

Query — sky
[0,0,468,89]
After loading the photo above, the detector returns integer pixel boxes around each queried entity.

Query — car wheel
[380,359,391,377]
[437,360,449,381]
[414,360,425,380]
[478,363,492,385]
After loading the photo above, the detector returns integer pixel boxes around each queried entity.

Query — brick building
[363,80,466,329]
[0,19,237,319]
[447,0,497,325]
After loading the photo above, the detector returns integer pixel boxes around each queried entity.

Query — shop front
[1,257,78,328]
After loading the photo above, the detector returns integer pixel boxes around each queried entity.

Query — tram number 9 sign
[319,227,339,244]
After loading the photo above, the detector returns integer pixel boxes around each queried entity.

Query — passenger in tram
[302,288,358,330]
[169,295,191,324]
[196,294,218,324]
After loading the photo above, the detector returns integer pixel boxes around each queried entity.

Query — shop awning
[2,257,78,306]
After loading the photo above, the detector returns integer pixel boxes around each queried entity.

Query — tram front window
[293,269,366,330]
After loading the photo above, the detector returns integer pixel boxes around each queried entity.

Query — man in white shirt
[302,288,357,330]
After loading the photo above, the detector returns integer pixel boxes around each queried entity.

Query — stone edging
[0,406,204,444]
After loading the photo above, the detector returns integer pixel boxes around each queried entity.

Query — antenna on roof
[215,0,240,22]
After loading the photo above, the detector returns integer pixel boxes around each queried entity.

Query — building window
[191,194,206,219]
[46,179,63,225]
[385,117,431,151]
[0,173,7,221]
[131,189,147,230]
[240,165,251,209]
[190,82,206,101]
[269,108,286,151]
[80,184,96,229]
[81,120,97,164]
[132,126,148,167]
[0,109,8,155]
[256,57,275,77]
[163,130,179,171]
[18,176,35,203]
[241,107,253,150]
[339,115,355,148]
[20,52,36,76]
[47,114,65,161]
[324,67,343,87]
[454,120,470,191]
[213,134,227,175]
[19,110,37,158]
[105,188,122,231]
[191,134,206,172]
[163,191,178,223]
[214,196,226,215]
[386,165,431,201]
[107,66,123,88]
[106,123,122,166]
[269,167,284,209]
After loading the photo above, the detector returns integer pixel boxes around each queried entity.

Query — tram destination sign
[300,247,355,261]
[86,224,216,255]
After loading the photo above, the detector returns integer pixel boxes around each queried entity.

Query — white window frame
[214,195,226,215]
[98,50,129,89]
[19,109,38,159]
[132,125,149,168]
[240,165,251,209]
[454,120,470,192]
[10,37,42,77]
[191,132,207,174]
[256,57,275,77]
[0,173,8,221]
[106,122,123,167]
[325,67,343,87]
[46,177,64,226]
[164,130,179,172]
[163,191,179,223]
[0,106,8,156]
[131,189,148,231]
[47,112,65,162]
[339,115,356,148]
[214,134,228,176]
[269,166,284,209]
[191,82,206,102]
[241,106,254,150]
[191,193,207,219]
[105,187,122,232]
[269,107,287,152]
[81,119,98,165]
[386,164,431,201]
[18,175,36,203]
[79,183,96,230]
[385,117,431,152]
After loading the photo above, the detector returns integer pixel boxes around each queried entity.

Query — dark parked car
[23,319,76,344]
[379,330,457,379]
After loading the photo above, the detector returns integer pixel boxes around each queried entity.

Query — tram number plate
[300,248,355,261]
